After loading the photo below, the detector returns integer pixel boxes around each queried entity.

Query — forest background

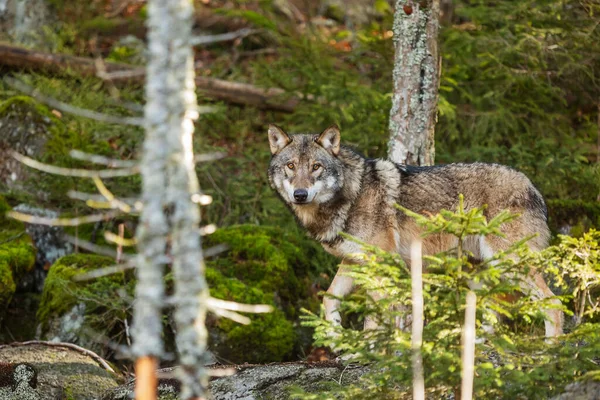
[0,0,599,398]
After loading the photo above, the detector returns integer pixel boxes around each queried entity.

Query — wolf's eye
[287,163,295,170]
[312,163,322,171]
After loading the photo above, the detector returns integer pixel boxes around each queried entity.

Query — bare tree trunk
[132,0,209,399]
[410,239,425,400]
[163,0,210,398]
[388,0,441,166]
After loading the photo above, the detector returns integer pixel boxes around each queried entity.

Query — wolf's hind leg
[483,235,563,338]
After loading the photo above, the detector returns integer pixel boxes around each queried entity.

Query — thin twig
[12,151,138,178]
[4,77,144,126]
[70,150,138,168]
[93,177,132,212]
[63,234,133,260]
[8,209,120,226]
[68,190,140,209]
[190,28,258,46]
[116,223,125,263]
[0,340,115,373]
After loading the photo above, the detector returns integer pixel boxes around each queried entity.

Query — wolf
[267,124,563,338]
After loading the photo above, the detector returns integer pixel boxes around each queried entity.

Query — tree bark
[387,0,441,166]
[0,43,299,112]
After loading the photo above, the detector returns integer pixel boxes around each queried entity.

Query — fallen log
[0,42,299,112]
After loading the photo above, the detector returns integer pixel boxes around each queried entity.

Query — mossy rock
[203,225,338,363]
[37,253,134,349]
[0,95,64,202]
[206,267,296,363]
[0,196,36,322]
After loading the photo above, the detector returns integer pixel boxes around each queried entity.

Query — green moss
[206,267,296,363]
[0,196,36,317]
[0,95,63,124]
[206,225,337,303]
[37,253,119,326]
[203,225,338,363]
[0,262,16,316]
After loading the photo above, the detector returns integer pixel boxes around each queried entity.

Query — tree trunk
[132,0,209,398]
[387,0,441,166]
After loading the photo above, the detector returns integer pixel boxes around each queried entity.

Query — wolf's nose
[293,189,308,202]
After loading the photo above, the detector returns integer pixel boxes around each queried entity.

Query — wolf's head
[267,125,345,206]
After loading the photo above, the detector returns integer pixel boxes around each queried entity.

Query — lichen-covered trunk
[132,0,208,398]
[388,0,440,166]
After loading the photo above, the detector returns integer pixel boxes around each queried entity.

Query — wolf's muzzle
[293,189,309,202]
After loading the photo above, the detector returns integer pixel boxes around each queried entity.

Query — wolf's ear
[268,124,291,155]
[315,125,341,156]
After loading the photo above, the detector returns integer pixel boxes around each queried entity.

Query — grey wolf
[267,124,563,338]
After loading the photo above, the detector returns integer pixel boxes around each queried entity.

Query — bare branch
[207,297,273,314]
[73,261,136,281]
[105,230,137,247]
[67,190,141,210]
[203,244,229,258]
[4,77,145,126]
[63,234,133,260]
[194,151,228,163]
[93,176,132,212]
[12,151,139,178]
[190,28,258,46]
[69,150,138,168]
[209,307,252,325]
[7,209,120,227]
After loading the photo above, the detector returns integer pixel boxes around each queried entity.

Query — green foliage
[437,0,600,201]
[297,199,599,399]
[534,229,600,324]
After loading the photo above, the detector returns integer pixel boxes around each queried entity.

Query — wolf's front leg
[324,266,354,326]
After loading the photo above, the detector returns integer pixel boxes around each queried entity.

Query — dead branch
[73,261,136,281]
[63,234,134,260]
[0,42,300,112]
[8,209,121,226]
[190,28,257,46]
[69,150,138,168]
[12,151,139,178]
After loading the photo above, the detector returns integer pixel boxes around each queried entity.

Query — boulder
[101,362,367,400]
[0,342,120,400]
